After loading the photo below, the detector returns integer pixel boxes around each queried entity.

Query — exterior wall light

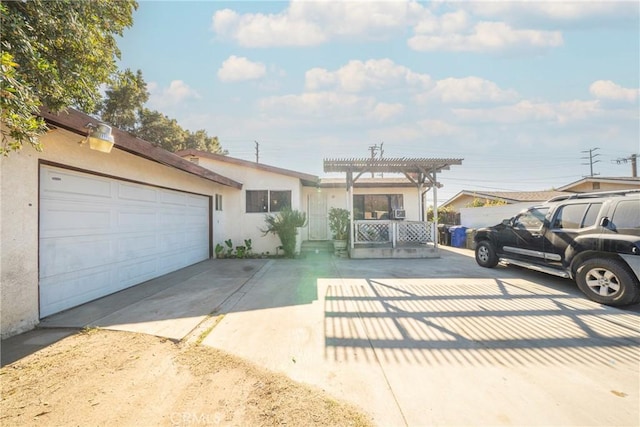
[83,123,115,153]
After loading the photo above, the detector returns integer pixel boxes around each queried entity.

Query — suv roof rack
[547,188,640,202]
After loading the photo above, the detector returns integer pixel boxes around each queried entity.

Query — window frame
[245,190,292,213]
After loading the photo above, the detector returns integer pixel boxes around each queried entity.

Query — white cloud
[589,80,639,102]
[218,56,267,82]
[420,77,519,104]
[409,21,563,53]
[305,59,432,93]
[464,2,638,25]
[148,80,200,109]
[258,91,401,122]
[452,100,602,124]
[211,1,424,47]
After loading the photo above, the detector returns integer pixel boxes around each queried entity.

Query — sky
[116,0,640,203]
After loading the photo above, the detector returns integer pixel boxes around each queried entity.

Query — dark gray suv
[474,189,640,306]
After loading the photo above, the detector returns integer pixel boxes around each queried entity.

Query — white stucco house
[1,108,461,338]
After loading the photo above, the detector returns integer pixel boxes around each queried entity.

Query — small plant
[215,243,225,259]
[328,207,350,241]
[235,245,246,258]
[244,239,253,256]
[261,209,307,258]
[224,239,234,257]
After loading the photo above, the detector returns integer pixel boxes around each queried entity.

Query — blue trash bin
[449,226,468,248]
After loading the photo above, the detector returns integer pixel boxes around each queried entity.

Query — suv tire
[575,258,640,306]
[475,241,498,268]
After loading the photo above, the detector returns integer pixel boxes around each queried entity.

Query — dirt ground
[0,329,372,426]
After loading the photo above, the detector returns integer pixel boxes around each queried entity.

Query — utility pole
[254,140,259,163]
[581,147,600,177]
[613,153,638,177]
[367,143,384,177]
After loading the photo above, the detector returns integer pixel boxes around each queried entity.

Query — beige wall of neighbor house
[0,128,229,338]
[193,156,308,255]
[561,180,640,193]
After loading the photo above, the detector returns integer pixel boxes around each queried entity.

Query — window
[552,203,602,229]
[270,190,291,212]
[215,194,223,211]
[353,194,403,220]
[246,190,291,213]
[514,207,549,230]
[610,201,640,231]
[582,203,602,228]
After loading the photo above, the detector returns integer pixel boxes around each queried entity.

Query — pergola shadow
[323,277,640,367]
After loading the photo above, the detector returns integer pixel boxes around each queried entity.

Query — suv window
[610,200,640,231]
[552,203,602,229]
[514,207,549,231]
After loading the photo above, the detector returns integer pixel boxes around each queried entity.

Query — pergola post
[433,173,439,249]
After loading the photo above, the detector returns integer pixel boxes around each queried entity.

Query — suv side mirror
[502,218,512,226]
[599,217,610,227]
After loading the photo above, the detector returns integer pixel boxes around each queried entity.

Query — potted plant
[328,207,350,255]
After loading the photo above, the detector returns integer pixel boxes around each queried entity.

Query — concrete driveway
[9,247,640,426]
[202,248,640,426]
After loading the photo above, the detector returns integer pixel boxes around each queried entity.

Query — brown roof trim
[39,108,242,189]
[557,176,640,191]
[177,149,320,187]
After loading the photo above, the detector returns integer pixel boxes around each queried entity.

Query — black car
[473,189,640,306]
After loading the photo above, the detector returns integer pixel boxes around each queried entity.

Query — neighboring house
[442,178,640,229]
[441,190,570,212]
[557,176,640,193]
[0,108,242,339]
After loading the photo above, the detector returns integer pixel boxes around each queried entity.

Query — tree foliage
[99,70,226,154]
[0,0,138,155]
[99,69,148,133]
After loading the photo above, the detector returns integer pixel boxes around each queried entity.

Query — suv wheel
[576,258,640,306]
[475,241,498,268]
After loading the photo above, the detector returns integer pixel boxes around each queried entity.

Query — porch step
[300,240,334,256]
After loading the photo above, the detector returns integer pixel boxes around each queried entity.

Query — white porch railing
[353,220,434,247]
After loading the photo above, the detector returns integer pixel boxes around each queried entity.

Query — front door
[308,192,328,240]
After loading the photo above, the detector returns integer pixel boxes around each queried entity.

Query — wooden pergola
[324,157,463,249]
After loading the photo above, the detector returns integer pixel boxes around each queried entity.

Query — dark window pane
[553,204,587,229]
[581,203,602,227]
[246,190,268,213]
[354,194,403,220]
[270,190,291,212]
[611,200,640,230]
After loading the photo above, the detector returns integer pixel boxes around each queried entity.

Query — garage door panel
[39,166,210,317]
[118,182,157,202]
[40,238,114,278]
[117,210,158,229]
[160,189,188,205]
[117,257,159,286]
[40,268,114,317]
[41,204,112,235]
[117,234,158,259]
[41,168,113,199]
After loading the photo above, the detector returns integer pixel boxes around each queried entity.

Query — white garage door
[39,165,210,317]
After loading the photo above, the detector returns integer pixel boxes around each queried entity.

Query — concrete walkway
[2,248,639,426]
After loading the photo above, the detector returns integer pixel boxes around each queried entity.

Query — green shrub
[261,209,307,258]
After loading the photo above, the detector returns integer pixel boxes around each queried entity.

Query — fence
[354,220,434,247]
